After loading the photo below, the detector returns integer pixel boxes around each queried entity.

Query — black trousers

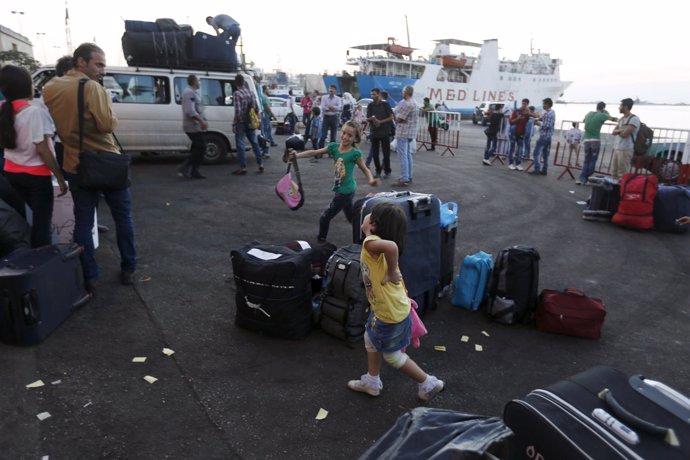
[183,131,206,173]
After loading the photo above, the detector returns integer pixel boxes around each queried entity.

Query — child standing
[308,106,322,151]
[566,122,583,164]
[290,120,378,243]
[348,202,445,401]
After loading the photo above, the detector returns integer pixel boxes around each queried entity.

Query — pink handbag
[409,298,428,348]
[275,154,304,210]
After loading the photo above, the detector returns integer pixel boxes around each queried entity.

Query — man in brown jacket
[44,43,136,294]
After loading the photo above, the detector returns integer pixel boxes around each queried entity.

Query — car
[356,98,373,112]
[267,96,301,122]
[472,102,504,125]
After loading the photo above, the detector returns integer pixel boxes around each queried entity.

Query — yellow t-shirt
[360,235,410,323]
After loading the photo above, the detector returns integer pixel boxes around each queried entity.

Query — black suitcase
[583,176,620,222]
[231,243,313,339]
[504,366,690,460]
[353,191,441,314]
[124,20,158,33]
[0,244,90,345]
[122,31,189,68]
[439,221,457,295]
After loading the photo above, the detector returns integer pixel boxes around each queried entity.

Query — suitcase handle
[599,388,679,444]
[564,288,585,296]
[60,244,83,261]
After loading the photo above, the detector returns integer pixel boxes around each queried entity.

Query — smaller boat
[383,37,415,58]
[440,56,467,69]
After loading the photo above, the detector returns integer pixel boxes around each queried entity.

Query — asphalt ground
[1,121,689,459]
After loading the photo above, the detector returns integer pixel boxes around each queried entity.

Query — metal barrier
[551,121,690,184]
[415,110,461,156]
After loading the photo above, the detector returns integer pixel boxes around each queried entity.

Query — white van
[32,65,260,164]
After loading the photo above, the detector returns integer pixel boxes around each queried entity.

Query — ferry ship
[324,38,572,115]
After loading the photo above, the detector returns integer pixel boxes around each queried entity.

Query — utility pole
[65,1,73,54]
[11,11,25,35]
[36,32,47,63]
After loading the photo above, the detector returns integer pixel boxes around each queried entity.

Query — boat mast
[405,15,411,48]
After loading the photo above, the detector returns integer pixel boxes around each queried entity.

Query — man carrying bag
[43,43,137,294]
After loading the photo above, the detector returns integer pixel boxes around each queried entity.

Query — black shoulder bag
[76,79,131,191]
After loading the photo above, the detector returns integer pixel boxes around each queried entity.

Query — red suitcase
[536,288,606,339]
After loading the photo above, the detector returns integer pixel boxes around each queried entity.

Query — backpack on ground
[611,173,658,230]
[451,251,493,311]
[318,244,370,342]
[486,246,540,324]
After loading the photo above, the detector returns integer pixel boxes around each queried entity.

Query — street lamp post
[11,10,25,35]
[36,32,47,64]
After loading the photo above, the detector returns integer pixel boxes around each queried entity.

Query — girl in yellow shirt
[348,202,444,401]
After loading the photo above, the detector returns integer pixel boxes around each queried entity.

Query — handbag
[76,79,131,191]
[249,107,261,130]
[275,150,304,210]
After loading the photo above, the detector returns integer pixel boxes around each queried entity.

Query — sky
[5,0,690,104]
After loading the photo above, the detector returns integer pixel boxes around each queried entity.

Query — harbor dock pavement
[1,121,688,459]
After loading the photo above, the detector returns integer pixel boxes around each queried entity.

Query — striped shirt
[394,98,419,139]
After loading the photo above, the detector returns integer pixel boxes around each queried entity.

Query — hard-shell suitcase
[0,244,90,345]
[231,243,313,339]
[653,184,690,233]
[536,288,606,339]
[353,191,441,314]
[504,366,690,460]
[451,251,493,311]
[583,176,620,222]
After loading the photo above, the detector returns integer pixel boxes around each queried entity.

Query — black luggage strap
[78,79,124,153]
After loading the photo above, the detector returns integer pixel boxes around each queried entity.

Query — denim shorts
[365,311,411,353]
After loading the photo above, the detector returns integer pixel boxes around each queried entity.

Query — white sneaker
[418,375,445,402]
[347,374,382,397]
[508,164,516,170]
[482,159,492,166]
[516,165,524,171]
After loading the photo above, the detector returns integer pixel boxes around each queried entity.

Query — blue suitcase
[653,184,690,233]
[451,251,493,310]
[0,244,90,345]
[190,32,234,71]
[353,191,441,314]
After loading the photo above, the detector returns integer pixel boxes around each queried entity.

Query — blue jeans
[287,113,297,135]
[318,192,354,241]
[235,123,263,169]
[65,172,136,282]
[484,134,498,160]
[397,138,414,182]
[523,135,532,158]
[261,112,274,145]
[579,141,601,181]
[219,24,241,70]
[508,134,524,165]
[320,115,338,146]
[532,136,552,172]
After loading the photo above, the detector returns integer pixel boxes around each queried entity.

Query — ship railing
[415,109,461,156]
[551,120,690,184]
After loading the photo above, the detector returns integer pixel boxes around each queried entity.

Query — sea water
[553,103,689,131]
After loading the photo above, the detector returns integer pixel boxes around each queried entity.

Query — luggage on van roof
[122,18,238,72]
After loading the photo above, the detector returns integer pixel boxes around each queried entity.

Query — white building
[0,24,34,63]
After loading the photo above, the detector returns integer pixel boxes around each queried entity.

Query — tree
[0,50,41,72]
